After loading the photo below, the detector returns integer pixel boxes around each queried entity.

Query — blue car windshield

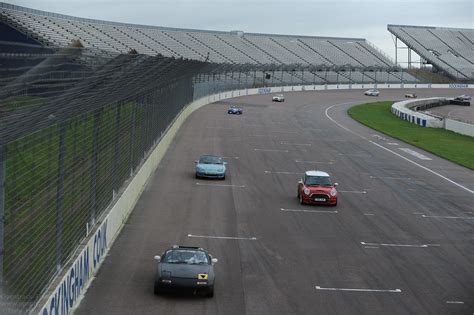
[163,250,209,265]
[199,156,223,164]
[305,176,332,186]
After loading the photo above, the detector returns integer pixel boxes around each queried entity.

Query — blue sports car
[195,155,227,179]
[227,106,242,115]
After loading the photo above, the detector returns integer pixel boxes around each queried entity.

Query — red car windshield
[305,176,332,186]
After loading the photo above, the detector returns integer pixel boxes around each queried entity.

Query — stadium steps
[88,24,132,54]
[355,42,392,67]
[268,37,311,65]
[427,29,473,66]
[212,34,262,64]
[184,33,233,63]
[162,31,206,60]
[327,40,365,67]
[111,26,159,55]
[458,31,473,45]
[398,28,468,79]
[126,28,176,57]
[297,40,355,83]
[242,37,284,65]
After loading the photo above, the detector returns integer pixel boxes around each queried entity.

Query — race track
[77,88,473,315]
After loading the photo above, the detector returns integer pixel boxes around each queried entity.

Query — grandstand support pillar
[408,48,412,69]
[395,37,398,66]
[271,70,275,85]
[238,71,242,90]
[55,123,67,272]
[0,143,5,288]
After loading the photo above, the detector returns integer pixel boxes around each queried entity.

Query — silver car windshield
[199,156,223,164]
[305,175,332,186]
[163,250,209,265]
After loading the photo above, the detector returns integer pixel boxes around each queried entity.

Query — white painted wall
[446,119,474,137]
[35,83,473,314]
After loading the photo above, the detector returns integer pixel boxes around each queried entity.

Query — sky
[5,0,474,64]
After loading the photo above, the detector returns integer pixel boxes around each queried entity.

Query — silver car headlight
[304,187,310,195]
[330,188,337,196]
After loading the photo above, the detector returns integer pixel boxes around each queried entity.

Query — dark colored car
[297,170,338,206]
[228,105,243,114]
[154,246,218,297]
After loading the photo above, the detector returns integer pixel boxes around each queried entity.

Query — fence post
[55,123,67,271]
[113,103,122,192]
[0,143,5,287]
[90,110,101,226]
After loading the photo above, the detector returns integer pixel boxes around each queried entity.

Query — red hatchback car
[297,171,338,206]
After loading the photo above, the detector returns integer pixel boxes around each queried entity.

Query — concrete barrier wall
[391,98,446,128]
[391,96,474,137]
[446,118,474,137]
[36,83,473,314]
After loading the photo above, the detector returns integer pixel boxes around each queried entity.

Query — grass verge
[347,101,474,169]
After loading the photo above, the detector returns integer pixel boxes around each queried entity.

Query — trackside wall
[391,97,474,136]
[36,83,473,315]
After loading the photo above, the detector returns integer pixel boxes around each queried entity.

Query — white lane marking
[187,234,257,240]
[372,134,388,141]
[337,153,372,157]
[446,301,464,304]
[324,104,474,194]
[315,286,401,293]
[280,208,338,214]
[295,160,334,164]
[361,242,440,248]
[399,148,432,160]
[254,148,289,152]
[421,215,474,220]
[281,142,312,146]
[364,246,379,249]
[195,182,245,188]
[388,142,399,146]
[222,156,239,159]
[339,190,367,194]
[364,213,375,216]
[264,171,302,175]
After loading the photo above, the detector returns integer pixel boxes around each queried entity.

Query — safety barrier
[391,97,473,136]
[391,97,447,128]
[35,83,473,314]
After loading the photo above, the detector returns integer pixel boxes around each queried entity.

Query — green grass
[348,101,474,169]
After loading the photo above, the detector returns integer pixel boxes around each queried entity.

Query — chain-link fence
[0,41,418,313]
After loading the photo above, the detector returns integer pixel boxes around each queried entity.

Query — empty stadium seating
[0,2,419,83]
[388,24,474,79]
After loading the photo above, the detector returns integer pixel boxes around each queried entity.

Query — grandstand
[388,24,473,80]
[0,2,418,83]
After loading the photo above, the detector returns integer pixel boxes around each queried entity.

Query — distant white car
[272,94,285,102]
[405,93,417,98]
[454,94,471,101]
[364,89,379,96]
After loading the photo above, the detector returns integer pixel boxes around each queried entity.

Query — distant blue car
[195,155,227,179]
[227,105,242,115]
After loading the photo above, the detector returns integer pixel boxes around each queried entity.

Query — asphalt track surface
[77,89,473,315]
